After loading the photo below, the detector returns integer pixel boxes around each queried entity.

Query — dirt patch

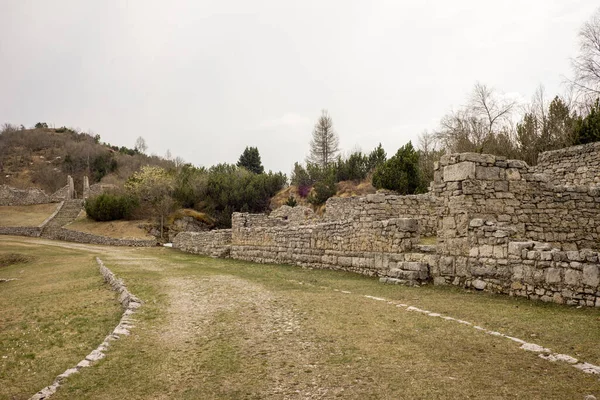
[0,252,35,268]
[161,275,340,398]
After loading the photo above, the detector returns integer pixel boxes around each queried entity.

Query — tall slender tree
[307,110,339,168]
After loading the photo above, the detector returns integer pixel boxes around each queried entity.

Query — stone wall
[433,152,600,306]
[434,152,600,252]
[229,213,428,282]
[534,141,600,186]
[43,228,156,247]
[174,144,600,307]
[173,230,232,257]
[0,185,50,206]
[0,227,42,237]
[324,193,439,237]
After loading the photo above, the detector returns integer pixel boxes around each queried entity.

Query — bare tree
[307,110,339,168]
[134,136,148,154]
[571,8,600,98]
[470,82,516,136]
[436,83,517,155]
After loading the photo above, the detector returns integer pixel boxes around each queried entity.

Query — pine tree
[372,142,421,194]
[237,146,264,174]
[307,110,339,168]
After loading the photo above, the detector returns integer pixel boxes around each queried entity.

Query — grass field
[1,236,600,399]
[64,213,154,239]
[0,203,60,227]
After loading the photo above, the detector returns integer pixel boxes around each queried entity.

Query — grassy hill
[0,125,172,194]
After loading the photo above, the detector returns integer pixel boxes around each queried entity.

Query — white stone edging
[291,280,600,380]
[29,257,142,400]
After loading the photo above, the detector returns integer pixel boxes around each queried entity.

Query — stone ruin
[174,141,600,307]
[0,175,115,206]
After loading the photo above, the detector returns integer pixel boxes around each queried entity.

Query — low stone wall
[30,258,142,400]
[534,141,600,186]
[324,193,439,237]
[229,213,424,280]
[0,185,50,206]
[173,230,232,257]
[0,227,42,237]
[232,213,418,254]
[433,220,600,307]
[44,229,156,247]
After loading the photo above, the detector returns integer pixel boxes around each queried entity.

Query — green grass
[1,236,600,399]
[0,240,122,399]
[0,203,60,227]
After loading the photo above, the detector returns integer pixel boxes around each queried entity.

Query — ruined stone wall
[43,228,156,247]
[173,144,600,306]
[0,185,50,206]
[434,153,600,252]
[324,193,439,237]
[534,141,600,186]
[229,212,422,279]
[173,230,232,258]
[434,152,600,306]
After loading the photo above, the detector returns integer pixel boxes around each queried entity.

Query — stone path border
[29,258,142,400]
[288,279,600,380]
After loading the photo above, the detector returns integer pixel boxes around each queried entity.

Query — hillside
[0,125,172,195]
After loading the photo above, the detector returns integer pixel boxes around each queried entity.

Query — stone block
[472,279,487,290]
[546,268,562,284]
[396,218,418,232]
[476,166,501,180]
[583,265,599,287]
[443,162,476,182]
[508,241,535,257]
[506,168,521,181]
[459,153,496,164]
[564,269,581,286]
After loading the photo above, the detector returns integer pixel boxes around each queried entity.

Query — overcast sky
[1,1,598,174]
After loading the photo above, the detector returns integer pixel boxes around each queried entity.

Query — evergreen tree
[307,110,339,168]
[575,99,600,144]
[372,142,421,194]
[237,146,264,174]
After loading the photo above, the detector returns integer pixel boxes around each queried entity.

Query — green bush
[85,193,138,221]
[285,195,297,207]
[202,164,287,227]
[308,175,336,205]
[372,141,422,194]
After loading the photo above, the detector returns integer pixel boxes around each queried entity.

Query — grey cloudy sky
[1,1,598,174]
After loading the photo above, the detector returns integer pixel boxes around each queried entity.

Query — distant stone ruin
[174,141,600,307]
[0,175,116,206]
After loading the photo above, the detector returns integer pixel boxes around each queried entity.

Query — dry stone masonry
[177,142,600,306]
[534,141,600,186]
[29,258,141,400]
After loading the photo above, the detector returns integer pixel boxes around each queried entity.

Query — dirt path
[159,275,337,399]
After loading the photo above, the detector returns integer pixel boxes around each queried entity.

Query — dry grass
[167,208,215,227]
[336,179,376,198]
[0,203,60,227]
[2,236,600,399]
[271,180,376,211]
[64,213,154,240]
[0,240,122,399]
